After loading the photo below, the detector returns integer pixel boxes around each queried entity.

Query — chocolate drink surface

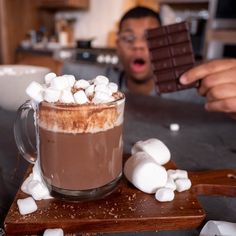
[146,22,198,93]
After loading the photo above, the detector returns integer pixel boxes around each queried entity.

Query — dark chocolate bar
[146,22,197,93]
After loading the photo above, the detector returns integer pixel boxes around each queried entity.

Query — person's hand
[180,59,236,119]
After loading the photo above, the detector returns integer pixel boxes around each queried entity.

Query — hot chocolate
[37,99,125,199]
[15,73,125,201]
[39,125,123,190]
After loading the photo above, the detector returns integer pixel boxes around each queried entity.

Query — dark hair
[119,6,161,32]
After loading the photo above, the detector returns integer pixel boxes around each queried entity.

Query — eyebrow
[119,28,134,34]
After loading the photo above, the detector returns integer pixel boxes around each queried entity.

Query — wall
[56,0,124,48]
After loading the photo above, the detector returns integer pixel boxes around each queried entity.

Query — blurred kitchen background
[0,0,236,76]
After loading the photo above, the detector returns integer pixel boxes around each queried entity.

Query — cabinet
[37,0,89,9]
[203,0,236,59]
[16,50,63,75]
[0,0,40,64]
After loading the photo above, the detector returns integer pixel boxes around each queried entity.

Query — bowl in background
[0,65,50,111]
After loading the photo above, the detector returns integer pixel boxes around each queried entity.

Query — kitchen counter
[15,46,118,76]
[16,46,55,56]
[1,93,236,235]
[16,46,65,75]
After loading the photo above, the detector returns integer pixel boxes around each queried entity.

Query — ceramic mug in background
[0,65,50,111]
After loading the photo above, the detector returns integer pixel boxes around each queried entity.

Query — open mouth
[131,58,147,73]
[134,58,145,66]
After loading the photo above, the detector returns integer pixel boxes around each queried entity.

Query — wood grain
[4,160,236,235]
[0,0,40,64]
[16,52,63,74]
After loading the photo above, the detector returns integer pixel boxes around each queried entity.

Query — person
[114,6,204,103]
[180,59,236,119]
[115,6,161,95]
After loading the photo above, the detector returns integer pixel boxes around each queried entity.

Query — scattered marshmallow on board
[131,138,171,165]
[124,151,168,194]
[17,197,38,215]
[43,228,64,236]
[124,138,192,202]
[169,123,180,131]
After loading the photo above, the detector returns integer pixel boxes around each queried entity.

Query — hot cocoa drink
[15,73,125,201]
[37,99,124,199]
[39,125,123,190]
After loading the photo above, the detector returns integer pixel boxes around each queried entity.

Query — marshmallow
[131,140,142,154]
[92,91,114,104]
[167,169,188,180]
[108,82,118,93]
[175,178,191,192]
[26,81,44,103]
[27,180,51,200]
[17,197,38,215]
[124,152,168,194]
[21,161,52,200]
[44,88,61,103]
[85,84,95,97]
[74,90,88,104]
[50,76,71,90]
[21,173,33,194]
[44,72,57,85]
[165,175,177,191]
[170,123,180,131]
[75,79,90,89]
[21,160,42,194]
[93,75,109,85]
[43,228,64,236]
[155,187,175,202]
[200,220,236,236]
[131,138,171,165]
[60,90,75,103]
[95,84,112,96]
[32,160,43,182]
[62,74,76,87]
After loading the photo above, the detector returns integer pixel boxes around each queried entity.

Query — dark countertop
[1,93,236,235]
[16,46,55,56]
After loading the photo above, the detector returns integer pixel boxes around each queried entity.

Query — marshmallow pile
[26,72,119,105]
[124,138,191,202]
[17,160,52,215]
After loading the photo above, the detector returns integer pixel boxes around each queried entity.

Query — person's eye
[121,34,135,44]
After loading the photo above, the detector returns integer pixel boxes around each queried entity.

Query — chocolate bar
[146,22,197,93]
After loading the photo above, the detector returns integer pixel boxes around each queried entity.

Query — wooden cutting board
[4,161,236,235]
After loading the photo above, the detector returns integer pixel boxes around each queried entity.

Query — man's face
[117,17,160,82]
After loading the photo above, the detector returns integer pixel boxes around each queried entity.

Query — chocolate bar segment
[147,22,197,93]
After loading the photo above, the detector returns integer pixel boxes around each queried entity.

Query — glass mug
[14,96,125,201]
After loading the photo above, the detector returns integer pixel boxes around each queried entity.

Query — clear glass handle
[14,100,37,164]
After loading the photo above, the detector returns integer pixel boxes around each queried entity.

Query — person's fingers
[198,67,236,96]
[205,84,236,102]
[180,59,236,85]
[205,97,236,113]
